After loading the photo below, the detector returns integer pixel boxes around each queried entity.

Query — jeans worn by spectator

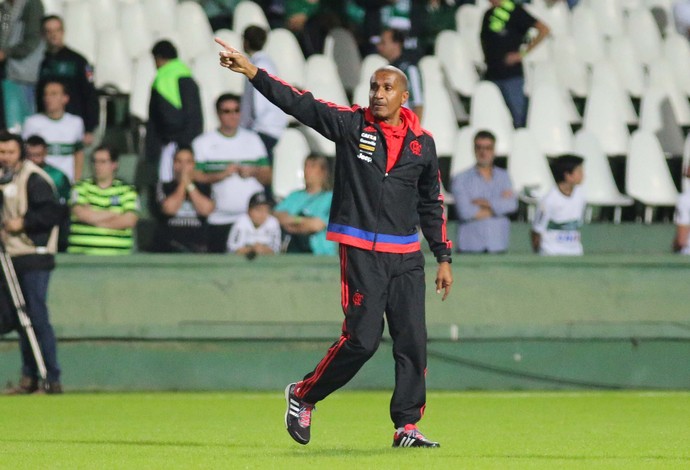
[16,269,60,383]
[493,76,527,128]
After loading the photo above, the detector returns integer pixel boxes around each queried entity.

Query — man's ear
[402,90,409,106]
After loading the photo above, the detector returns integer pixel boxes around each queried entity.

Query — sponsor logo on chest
[357,129,377,163]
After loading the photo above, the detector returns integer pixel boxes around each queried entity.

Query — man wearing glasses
[192,94,271,253]
[451,129,517,254]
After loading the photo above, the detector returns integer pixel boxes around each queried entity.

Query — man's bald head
[372,66,408,91]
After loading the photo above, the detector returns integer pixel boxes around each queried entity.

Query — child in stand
[227,192,281,257]
[531,154,586,256]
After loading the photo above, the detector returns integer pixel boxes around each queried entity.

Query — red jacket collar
[363,106,424,137]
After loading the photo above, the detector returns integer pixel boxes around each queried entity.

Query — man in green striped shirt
[68,146,139,255]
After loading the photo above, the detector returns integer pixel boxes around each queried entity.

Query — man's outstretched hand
[215,37,258,79]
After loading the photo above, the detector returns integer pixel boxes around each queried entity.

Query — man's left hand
[435,262,453,301]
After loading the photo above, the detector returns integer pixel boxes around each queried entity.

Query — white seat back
[143,0,177,38]
[94,30,132,93]
[574,130,633,206]
[626,9,663,65]
[450,127,477,179]
[324,27,361,93]
[265,28,306,89]
[272,129,311,200]
[192,51,227,132]
[129,52,157,121]
[120,1,154,60]
[551,35,588,97]
[583,81,630,155]
[589,60,637,125]
[626,130,678,206]
[527,84,574,156]
[90,0,120,33]
[470,81,514,156]
[176,1,214,63]
[664,33,690,97]
[233,1,270,34]
[571,5,606,64]
[647,57,690,126]
[607,35,646,98]
[508,128,554,199]
[63,1,97,62]
[435,30,478,97]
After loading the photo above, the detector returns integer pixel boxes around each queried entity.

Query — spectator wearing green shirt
[274,154,336,255]
[24,134,71,252]
[68,146,139,255]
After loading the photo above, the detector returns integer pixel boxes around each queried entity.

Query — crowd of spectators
[1,0,690,259]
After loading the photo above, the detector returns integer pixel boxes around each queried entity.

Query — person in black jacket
[146,40,203,185]
[36,15,99,146]
[216,37,453,448]
[0,132,62,394]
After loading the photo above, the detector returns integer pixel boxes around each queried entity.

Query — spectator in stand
[451,130,517,253]
[68,146,139,255]
[227,191,281,256]
[480,0,549,128]
[22,80,84,182]
[357,0,427,59]
[154,146,214,253]
[24,134,70,252]
[673,0,690,39]
[36,15,98,147]
[200,0,240,31]
[146,40,203,184]
[241,26,288,163]
[673,166,690,254]
[418,0,459,56]
[285,0,350,57]
[0,0,45,131]
[531,154,586,256]
[376,28,423,120]
[193,93,271,253]
[274,154,336,255]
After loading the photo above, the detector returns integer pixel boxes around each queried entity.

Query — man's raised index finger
[214,37,237,52]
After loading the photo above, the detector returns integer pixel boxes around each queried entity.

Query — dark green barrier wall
[1,223,688,391]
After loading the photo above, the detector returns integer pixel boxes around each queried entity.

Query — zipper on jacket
[371,172,388,251]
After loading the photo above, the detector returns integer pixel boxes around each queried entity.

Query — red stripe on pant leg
[340,244,349,315]
[297,334,348,399]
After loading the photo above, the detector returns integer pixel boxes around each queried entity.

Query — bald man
[216,38,453,448]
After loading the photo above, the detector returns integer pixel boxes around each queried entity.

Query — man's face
[25,144,47,167]
[217,99,241,131]
[173,149,195,178]
[376,31,400,62]
[474,137,496,168]
[0,140,22,170]
[43,18,65,50]
[43,83,68,115]
[92,149,117,181]
[369,70,408,121]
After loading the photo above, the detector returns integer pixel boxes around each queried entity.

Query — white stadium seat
[470,81,514,156]
[272,129,311,200]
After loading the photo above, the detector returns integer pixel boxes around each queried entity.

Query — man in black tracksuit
[216,38,453,448]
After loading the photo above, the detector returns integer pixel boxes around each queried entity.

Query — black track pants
[295,245,428,428]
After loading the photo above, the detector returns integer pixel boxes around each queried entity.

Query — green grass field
[1,391,688,469]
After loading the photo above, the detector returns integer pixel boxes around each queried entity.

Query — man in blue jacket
[216,37,453,448]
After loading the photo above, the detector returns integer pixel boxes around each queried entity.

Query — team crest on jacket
[410,140,422,156]
[353,292,364,306]
[358,128,377,163]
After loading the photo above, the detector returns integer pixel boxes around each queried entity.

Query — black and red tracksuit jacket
[251,69,453,262]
